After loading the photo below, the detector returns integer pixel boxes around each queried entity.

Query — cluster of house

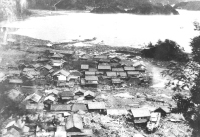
[7,49,151,89]
[3,84,172,137]
[2,49,157,136]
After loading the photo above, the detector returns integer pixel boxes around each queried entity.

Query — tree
[163,22,200,136]
[141,39,189,62]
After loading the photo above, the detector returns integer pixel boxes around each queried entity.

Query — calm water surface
[3,10,200,52]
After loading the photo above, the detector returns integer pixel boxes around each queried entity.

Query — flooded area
[1,10,200,53]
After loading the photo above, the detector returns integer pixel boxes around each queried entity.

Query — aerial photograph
[0,0,200,137]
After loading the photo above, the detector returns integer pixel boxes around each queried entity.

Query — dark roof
[106,72,117,77]
[112,68,124,72]
[66,114,83,130]
[71,103,88,112]
[85,76,98,81]
[98,65,111,70]
[51,104,71,111]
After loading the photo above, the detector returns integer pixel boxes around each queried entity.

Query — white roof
[44,95,56,102]
[107,109,128,115]
[88,102,106,109]
[131,108,150,117]
[58,75,67,81]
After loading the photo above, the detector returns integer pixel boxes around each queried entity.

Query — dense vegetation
[174,1,200,10]
[0,0,30,21]
[141,39,188,61]
[26,0,179,15]
[162,24,200,136]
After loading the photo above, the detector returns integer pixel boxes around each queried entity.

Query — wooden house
[51,53,64,60]
[116,72,127,79]
[94,55,108,61]
[9,79,23,86]
[131,108,150,123]
[84,76,98,87]
[98,65,111,71]
[124,67,135,71]
[110,57,121,63]
[106,72,117,78]
[71,103,88,112]
[112,68,124,72]
[74,89,85,96]
[52,69,70,86]
[84,90,95,100]
[127,71,140,77]
[50,59,65,69]
[81,64,89,71]
[88,102,106,113]
[112,78,122,86]
[26,103,44,112]
[65,114,83,132]
[60,91,74,102]
[154,107,171,117]
[8,70,21,77]
[85,71,95,76]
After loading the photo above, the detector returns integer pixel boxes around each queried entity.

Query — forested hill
[174,1,200,10]
[27,0,179,15]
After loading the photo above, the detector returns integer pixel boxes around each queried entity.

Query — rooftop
[98,65,111,70]
[85,76,98,81]
[9,79,23,84]
[71,103,88,112]
[66,114,83,130]
[131,108,150,118]
[51,104,72,111]
[124,67,135,71]
[81,64,89,70]
[112,68,124,72]
[88,102,106,109]
[106,72,117,77]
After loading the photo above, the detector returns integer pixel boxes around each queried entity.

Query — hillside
[174,1,200,10]
[52,0,179,15]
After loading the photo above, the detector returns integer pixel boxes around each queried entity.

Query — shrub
[141,39,189,62]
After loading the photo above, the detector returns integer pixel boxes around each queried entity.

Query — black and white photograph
[0,0,200,137]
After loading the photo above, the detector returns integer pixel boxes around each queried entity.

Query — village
[0,40,189,137]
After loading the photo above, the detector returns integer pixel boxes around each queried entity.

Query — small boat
[147,112,161,132]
